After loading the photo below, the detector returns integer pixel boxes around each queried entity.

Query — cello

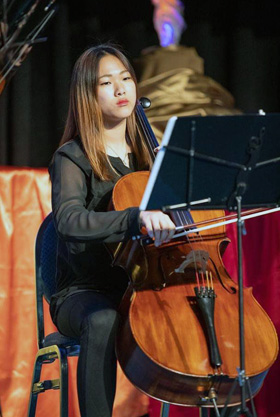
[110,99,279,408]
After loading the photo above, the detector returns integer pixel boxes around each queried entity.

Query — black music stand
[139,113,280,417]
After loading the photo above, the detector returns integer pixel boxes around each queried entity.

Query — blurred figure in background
[135,0,240,141]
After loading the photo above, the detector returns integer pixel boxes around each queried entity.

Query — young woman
[49,44,176,417]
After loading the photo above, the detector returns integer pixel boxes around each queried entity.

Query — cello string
[177,208,222,381]
[136,101,215,290]
[135,104,157,157]
[187,218,224,375]
[180,209,206,289]
[175,209,202,287]
[135,116,154,156]
[136,102,202,287]
[137,104,159,149]
[190,217,224,374]
[135,102,225,375]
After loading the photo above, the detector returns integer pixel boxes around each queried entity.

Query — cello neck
[136,98,196,228]
[136,99,159,161]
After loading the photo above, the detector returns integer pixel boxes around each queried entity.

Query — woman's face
[97,54,137,127]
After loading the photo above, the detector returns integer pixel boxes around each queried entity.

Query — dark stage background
[1,0,280,167]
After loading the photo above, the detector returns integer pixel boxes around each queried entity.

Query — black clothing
[49,137,143,417]
[55,291,122,417]
[49,137,141,300]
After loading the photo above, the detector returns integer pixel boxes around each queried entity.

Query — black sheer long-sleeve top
[49,137,142,299]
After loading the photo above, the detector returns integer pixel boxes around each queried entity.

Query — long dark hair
[60,44,151,180]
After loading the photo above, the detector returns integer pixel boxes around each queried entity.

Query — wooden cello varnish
[112,171,279,407]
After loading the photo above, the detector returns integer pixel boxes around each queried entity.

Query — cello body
[111,171,279,407]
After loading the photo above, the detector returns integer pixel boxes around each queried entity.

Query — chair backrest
[35,212,58,347]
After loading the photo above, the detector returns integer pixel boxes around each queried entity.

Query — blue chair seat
[28,213,81,417]
[43,332,80,350]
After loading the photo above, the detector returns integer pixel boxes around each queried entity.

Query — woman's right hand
[139,211,176,247]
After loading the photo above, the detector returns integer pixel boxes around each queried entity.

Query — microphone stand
[219,195,255,417]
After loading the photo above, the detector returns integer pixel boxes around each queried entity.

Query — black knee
[81,308,120,346]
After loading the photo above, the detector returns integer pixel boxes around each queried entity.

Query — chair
[28,213,80,417]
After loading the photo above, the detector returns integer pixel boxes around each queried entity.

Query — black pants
[55,290,122,417]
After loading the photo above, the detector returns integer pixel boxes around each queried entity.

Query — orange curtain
[0,167,79,417]
[0,167,147,417]
[0,167,279,417]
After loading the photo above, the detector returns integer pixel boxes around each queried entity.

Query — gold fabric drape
[135,46,241,141]
[0,167,147,417]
